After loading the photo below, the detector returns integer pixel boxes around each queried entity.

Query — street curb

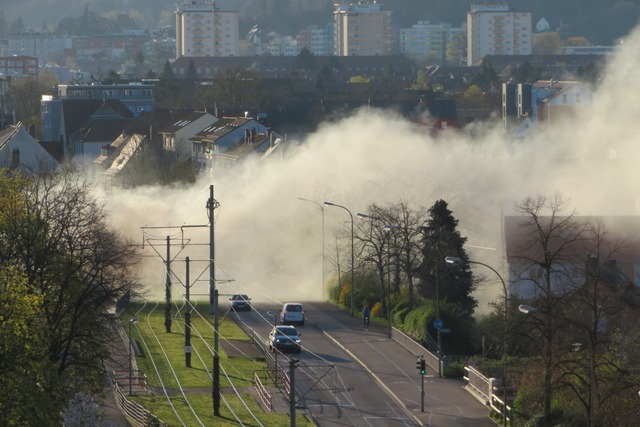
[322,331,425,427]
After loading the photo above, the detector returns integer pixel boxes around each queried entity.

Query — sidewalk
[308,302,495,427]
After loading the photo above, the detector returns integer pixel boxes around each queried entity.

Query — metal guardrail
[112,380,167,427]
[390,327,442,374]
[463,365,511,424]
[254,371,273,412]
[246,325,290,393]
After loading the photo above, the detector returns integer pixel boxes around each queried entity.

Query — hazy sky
[99,23,640,315]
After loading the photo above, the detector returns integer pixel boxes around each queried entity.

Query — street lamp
[297,197,325,301]
[324,201,354,317]
[446,255,508,427]
[128,316,138,396]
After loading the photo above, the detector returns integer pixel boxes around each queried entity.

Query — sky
[98,23,640,316]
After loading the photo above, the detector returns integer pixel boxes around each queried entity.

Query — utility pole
[139,188,219,414]
[185,257,191,368]
[165,236,171,333]
[207,185,221,416]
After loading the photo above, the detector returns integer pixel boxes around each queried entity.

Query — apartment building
[297,24,334,57]
[40,82,155,145]
[334,2,393,56]
[175,1,239,58]
[466,4,531,66]
[0,55,39,78]
[399,21,458,63]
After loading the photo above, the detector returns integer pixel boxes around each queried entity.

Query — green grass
[123,301,314,426]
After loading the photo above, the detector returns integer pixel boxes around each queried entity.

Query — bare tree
[511,194,593,426]
[356,202,427,310]
[554,219,640,426]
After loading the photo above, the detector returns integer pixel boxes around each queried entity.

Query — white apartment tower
[175,1,239,58]
[334,2,393,56]
[466,4,531,66]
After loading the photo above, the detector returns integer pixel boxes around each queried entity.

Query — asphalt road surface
[231,301,494,427]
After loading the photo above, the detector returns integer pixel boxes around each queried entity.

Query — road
[230,301,494,427]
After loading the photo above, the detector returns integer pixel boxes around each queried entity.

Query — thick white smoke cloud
[102,25,640,314]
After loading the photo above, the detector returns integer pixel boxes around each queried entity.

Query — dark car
[229,294,251,311]
[268,325,302,353]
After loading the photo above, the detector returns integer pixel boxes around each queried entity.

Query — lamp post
[324,201,354,316]
[297,197,325,301]
[446,256,508,427]
[128,316,138,396]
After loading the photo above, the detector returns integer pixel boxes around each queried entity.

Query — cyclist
[362,306,371,330]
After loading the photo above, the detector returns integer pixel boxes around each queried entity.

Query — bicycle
[363,316,370,331]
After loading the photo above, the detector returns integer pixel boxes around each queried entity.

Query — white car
[280,302,304,326]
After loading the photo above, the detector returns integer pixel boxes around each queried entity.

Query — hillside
[3,0,640,45]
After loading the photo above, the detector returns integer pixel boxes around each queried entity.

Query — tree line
[327,194,640,426]
[0,166,142,426]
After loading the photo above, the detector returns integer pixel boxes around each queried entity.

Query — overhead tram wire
[142,302,207,427]
[171,301,265,427]
[137,300,255,427]
[132,302,189,426]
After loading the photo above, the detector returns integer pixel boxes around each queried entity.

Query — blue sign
[433,318,443,330]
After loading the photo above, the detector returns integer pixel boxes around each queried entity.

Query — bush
[402,303,436,342]
[371,301,383,318]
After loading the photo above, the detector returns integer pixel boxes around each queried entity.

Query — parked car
[268,325,302,353]
[280,302,304,325]
[229,294,251,311]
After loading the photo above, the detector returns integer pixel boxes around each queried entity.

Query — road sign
[440,328,451,333]
[433,318,443,330]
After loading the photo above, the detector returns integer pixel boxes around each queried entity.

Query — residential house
[502,80,593,136]
[504,215,640,299]
[0,122,58,172]
[93,131,150,189]
[159,110,217,161]
[189,115,285,176]
[41,98,135,160]
[68,101,147,164]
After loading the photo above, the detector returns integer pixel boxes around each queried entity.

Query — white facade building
[175,1,239,58]
[466,4,531,66]
[334,2,393,56]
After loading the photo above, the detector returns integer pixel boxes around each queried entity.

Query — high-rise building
[334,2,393,56]
[466,4,531,66]
[298,24,334,57]
[175,1,239,58]
[399,21,454,63]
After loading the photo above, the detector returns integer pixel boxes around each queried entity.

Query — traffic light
[416,357,422,372]
[416,356,426,375]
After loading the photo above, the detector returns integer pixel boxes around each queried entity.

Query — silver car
[280,302,304,326]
